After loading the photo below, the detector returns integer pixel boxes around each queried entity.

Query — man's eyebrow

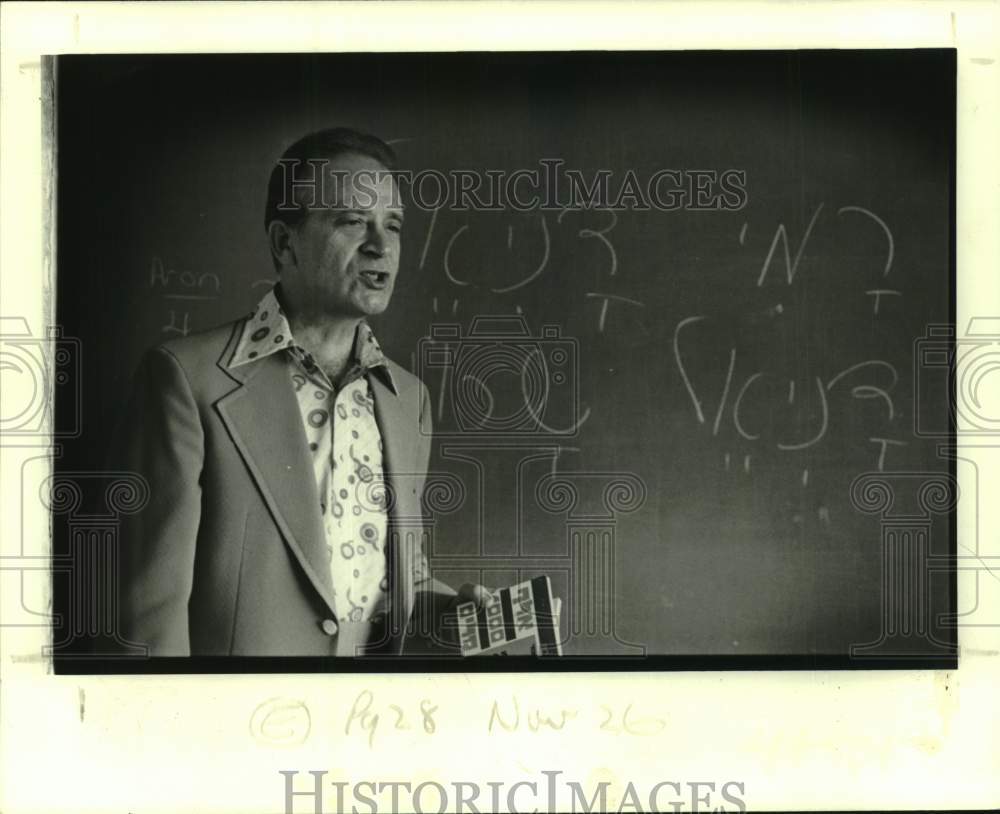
[329,207,405,222]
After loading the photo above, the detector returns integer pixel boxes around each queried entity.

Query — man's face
[283,152,403,319]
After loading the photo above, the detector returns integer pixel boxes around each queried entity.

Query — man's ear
[266,219,297,270]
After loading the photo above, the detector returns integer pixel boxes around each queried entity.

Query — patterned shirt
[228,285,396,625]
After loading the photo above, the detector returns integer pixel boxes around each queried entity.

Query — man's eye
[386,222,403,234]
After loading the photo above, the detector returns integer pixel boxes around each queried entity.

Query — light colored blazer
[111,319,455,657]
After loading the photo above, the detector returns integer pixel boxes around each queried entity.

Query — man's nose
[361,223,389,257]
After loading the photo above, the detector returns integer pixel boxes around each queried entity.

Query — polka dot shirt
[229,286,394,625]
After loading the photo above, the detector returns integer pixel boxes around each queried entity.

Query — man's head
[264,128,403,320]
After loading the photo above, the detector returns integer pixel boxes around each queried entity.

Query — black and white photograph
[48,49,957,669]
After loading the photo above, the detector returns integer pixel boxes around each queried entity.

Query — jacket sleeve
[405,381,459,653]
[413,381,457,600]
[109,345,204,656]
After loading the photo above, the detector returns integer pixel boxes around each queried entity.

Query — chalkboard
[56,51,955,660]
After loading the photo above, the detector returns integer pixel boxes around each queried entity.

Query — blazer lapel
[369,373,418,649]
[215,352,337,619]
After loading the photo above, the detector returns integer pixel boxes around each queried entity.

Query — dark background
[54,51,955,664]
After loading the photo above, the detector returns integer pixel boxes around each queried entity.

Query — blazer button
[320,619,338,636]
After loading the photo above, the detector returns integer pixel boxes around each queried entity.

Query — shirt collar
[228,284,397,394]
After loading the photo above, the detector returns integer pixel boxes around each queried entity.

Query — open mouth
[359,270,391,289]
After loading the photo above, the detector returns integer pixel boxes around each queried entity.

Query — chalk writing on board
[147,195,916,491]
[754,203,825,287]
[838,205,895,277]
[429,206,640,335]
[865,289,903,315]
[677,320,906,475]
[775,377,827,451]
[442,215,551,293]
[584,292,644,334]
[674,203,909,481]
[150,255,222,338]
[752,203,895,288]
[492,215,550,294]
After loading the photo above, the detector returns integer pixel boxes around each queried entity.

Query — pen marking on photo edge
[248,691,667,746]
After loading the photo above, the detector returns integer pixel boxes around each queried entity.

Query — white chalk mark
[585,292,645,333]
[515,304,523,315]
[432,296,438,315]
[732,372,764,440]
[739,222,748,245]
[584,292,644,307]
[162,310,190,336]
[451,299,458,315]
[385,138,413,145]
[673,316,709,424]
[712,348,737,436]
[869,437,907,471]
[777,376,828,450]
[436,363,451,422]
[507,224,513,250]
[788,379,795,404]
[551,446,581,476]
[743,455,751,474]
[585,208,618,233]
[443,224,472,287]
[826,359,898,392]
[756,203,825,287]
[520,348,592,435]
[839,206,894,277]
[463,374,495,427]
[802,469,809,487]
[724,453,731,471]
[525,397,591,436]
[818,507,830,524]
[491,215,550,293]
[578,210,618,277]
[557,207,574,224]
[865,288,902,315]
[851,385,895,421]
[579,229,618,278]
[419,205,440,271]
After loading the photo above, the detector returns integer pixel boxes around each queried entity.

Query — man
[112,127,483,657]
